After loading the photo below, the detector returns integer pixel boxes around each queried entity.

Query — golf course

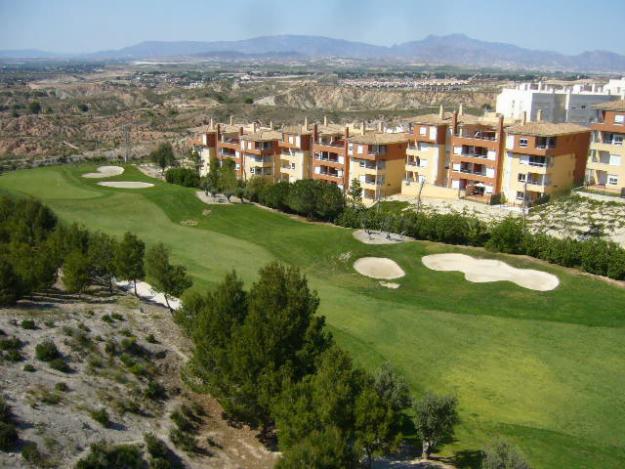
[1,164,625,468]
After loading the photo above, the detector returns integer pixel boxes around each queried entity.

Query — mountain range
[2,34,625,73]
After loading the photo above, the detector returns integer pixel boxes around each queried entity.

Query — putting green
[2,164,625,468]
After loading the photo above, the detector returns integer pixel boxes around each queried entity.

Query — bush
[259,181,291,211]
[483,438,531,469]
[35,340,60,362]
[165,168,200,188]
[21,442,43,465]
[0,422,18,451]
[75,441,145,469]
[21,319,36,330]
[170,409,195,433]
[23,364,36,372]
[0,337,22,351]
[169,428,197,453]
[89,408,110,427]
[49,358,70,373]
[145,380,167,400]
[146,334,158,344]
[55,382,69,392]
[486,218,527,254]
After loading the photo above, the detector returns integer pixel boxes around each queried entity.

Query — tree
[277,427,358,469]
[483,438,532,469]
[150,143,176,175]
[87,232,117,292]
[287,179,319,218]
[245,177,269,202]
[220,159,238,201]
[486,217,527,254]
[315,182,345,221]
[355,382,400,468]
[205,157,221,197]
[28,100,42,114]
[348,178,363,205]
[189,149,201,175]
[260,181,290,210]
[63,250,91,294]
[412,392,459,460]
[373,363,412,412]
[0,257,21,306]
[114,232,145,296]
[145,243,192,313]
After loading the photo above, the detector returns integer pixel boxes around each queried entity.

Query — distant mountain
[0,49,60,59]
[2,34,625,72]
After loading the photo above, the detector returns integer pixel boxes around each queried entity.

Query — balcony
[456,130,497,141]
[314,153,344,165]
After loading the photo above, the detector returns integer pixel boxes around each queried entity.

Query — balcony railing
[459,151,488,159]
[456,132,497,141]
[456,168,488,177]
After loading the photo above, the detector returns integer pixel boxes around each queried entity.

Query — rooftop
[349,132,410,145]
[593,100,625,112]
[408,112,453,126]
[317,123,348,136]
[281,125,311,135]
[240,130,282,142]
[506,122,590,137]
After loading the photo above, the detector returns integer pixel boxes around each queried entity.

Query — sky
[1,0,624,55]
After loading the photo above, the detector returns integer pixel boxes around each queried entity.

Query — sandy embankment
[422,253,559,291]
[82,165,125,178]
[353,229,411,245]
[115,280,181,310]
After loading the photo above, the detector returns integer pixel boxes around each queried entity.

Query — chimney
[324,115,328,126]
[229,115,234,125]
[439,104,444,118]
[253,122,258,132]
[345,126,349,138]
[451,111,458,136]
[378,121,384,132]
[522,111,527,125]
[304,116,308,130]
[313,123,318,142]
[536,109,543,122]
[458,104,464,116]
[269,120,273,129]
[361,121,366,135]
[209,117,214,129]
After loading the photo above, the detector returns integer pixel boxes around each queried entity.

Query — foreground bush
[35,340,60,362]
[165,167,199,188]
[75,441,145,469]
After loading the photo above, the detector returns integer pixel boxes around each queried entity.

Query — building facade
[496,82,623,124]
[311,123,350,190]
[278,125,313,183]
[586,100,625,194]
[502,122,591,205]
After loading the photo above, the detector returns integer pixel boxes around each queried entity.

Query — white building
[496,80,625,124]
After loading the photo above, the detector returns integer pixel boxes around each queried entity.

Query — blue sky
[1,0,624,55]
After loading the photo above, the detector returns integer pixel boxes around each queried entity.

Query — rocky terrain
[0,287,278,468]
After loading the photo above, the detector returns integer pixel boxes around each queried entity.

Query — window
[516,191,525,201]
[419,127,427,136]
[614,135,623,145]
[291,163,296,170]
[608,175,619,185]
[615,114,625,124]
[609,154,621,166]
[519,138,528,147]
[518,173,527,182]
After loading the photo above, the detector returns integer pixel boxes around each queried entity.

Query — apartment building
[311,122,350,190]
[402,109,452,197]
[502,121,590,205]
[195,127,217,176]
[586,100,625,194]
[239,129,281,181]
[496,81,623,124]
[449,111,508,202]
[348,131,409,201]
[278,125,313,183]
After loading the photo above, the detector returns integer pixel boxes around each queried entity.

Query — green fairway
[2,164,625,468]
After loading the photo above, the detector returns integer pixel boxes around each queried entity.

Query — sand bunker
[115,279,181,310]
[380,281,400,289]
[422,253,559,291]
[353,229,411,245]
[82,166,125,178]
[97,181,154,189]
[354,257,406,280]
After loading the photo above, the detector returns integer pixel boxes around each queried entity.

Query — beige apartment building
[502,122,591,205]
[348,131,409,201]
[586,100,625,195]
[278,125,313,183]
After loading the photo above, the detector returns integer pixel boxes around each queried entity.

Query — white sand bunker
[353,229,411,245]
[354,257,406,280]
[97,181,154,189]
[82,166,125,178]
[422,253,559,291]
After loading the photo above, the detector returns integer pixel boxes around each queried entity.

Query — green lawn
[2,164,625,468]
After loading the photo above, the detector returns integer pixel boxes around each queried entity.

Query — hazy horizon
[1,0,624,56]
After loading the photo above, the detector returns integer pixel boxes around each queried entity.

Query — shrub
[55,382,69,392]
[170,409,195,433]
[35,340,60,362]
[21,319,36,330]
[111,313,125,321]
[89,408,110,427]
[49,358,70,373]
[75,441,145,469]
[0,337,22,351]
[4,349,23,362]
[101,314,114,324]
[0,422,18,451]
[165,168,199,188]
[146,334,158,344]
[483,438,531,469]
[0,396,10,422]
[44,319,55,328]
[486,218,527,254]
[169,428,196,453]
[21,442,43,465]
[23,364,36,372]
[145,380,167,400]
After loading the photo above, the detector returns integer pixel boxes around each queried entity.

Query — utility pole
[122,125,131,163]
